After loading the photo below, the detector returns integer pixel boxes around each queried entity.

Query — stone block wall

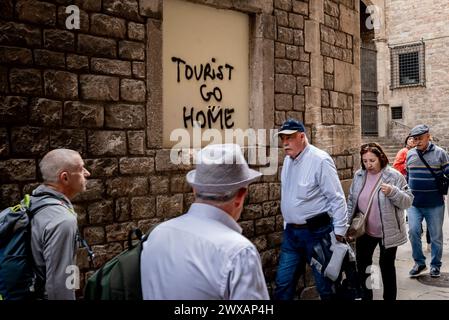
[0,0,361,299]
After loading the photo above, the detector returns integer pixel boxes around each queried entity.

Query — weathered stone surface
[267,231,283,249]
[105,222,136,242]
[255,217,276,235]
[131,196,156,219]
[268,183,281,200]
[139,0,161,17]
[132,62,145,79]
[155,149,192,172]
[170,175,191,193]
[0,184,21,208]
[343,110,354,124]
[0,46,32,65]
[293,29,304,45]
[44,29,75,51]
[10,68,42,95]
[44,70,78,99]
[275,111,286,126]
[334,60,354,93]
[0,95,28,125]
[119,41,145,60]
[120,79,146,102]
[50,129,85,153]
[0,159,35,182]
[35,49,65,68]
[150,175,169,195]
[321,90,330,107]
[324,73,334,90]
[105,104,145,128]
[248,183,269,204]
[275,74,296,94]
[127,131,145,155]
[0,0,14,19]
[88,131,126,156]
[0,21,41,47]
[80,75,119,101]
[293,0,308,15]
[296,76,310,95]
[74,204,87,228]
[0,66,7,92]
[293,61,310,76]
[253,235,268,252]
[262,200,281,216]
[64,101,104,128]
[91,14,126,39]
[84,158,118,178]
[275,9,288,27]
[16,0,56,26]
[120,157,154,174]
[322,108,334,124]
[104,0,140,21]
[66,54,89,71]
[289,13,304,29]
[88,200,114,224]
[334,108,344,124]
[241,204,263,221]
[106,176,148,197]
[30,98,62,126]
[324,14,339,29]
[74,0,102,11]
[115,197,130,222]
[278,27,294,44]
[11,127,49,155]
[72,179,104,202]
[285,45,299,60]
[156,194,183,218]
[91,58,131,76]
[275,58,292,74]
[240,220,255,238]
[78,34,116,58]
[274,0,292,11]
[293,94,305,111]
[0,128,8,156]
[324,0,339,17]
[275,42,286,58]
[275,94,292,111]
[83,226,105,245]
[128,22,145,40]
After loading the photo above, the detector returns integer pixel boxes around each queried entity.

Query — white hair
[39,149,81,183]
[195,189,241,204]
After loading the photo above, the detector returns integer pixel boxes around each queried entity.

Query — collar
[292,144,310,163]
[186,203,242,234]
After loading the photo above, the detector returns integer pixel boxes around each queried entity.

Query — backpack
[0,193,59,300]
[83,225,156,300]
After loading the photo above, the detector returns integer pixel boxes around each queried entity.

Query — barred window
[390,42,425,89]
[391,106,403,120]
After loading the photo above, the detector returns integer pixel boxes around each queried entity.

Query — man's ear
[59,171,69,184]
[235,188,248,207]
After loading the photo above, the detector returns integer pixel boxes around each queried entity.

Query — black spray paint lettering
[200,84,222,102]
[183,106,234,129]
[172,57,234,82]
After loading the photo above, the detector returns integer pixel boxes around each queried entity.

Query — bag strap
[416,150,442,183]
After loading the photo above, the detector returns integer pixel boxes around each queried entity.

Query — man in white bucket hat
[140,144,269,299]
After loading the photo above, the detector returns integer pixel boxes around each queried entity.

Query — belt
[287,223,308,229]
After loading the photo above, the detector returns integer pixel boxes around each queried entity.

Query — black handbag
[416,150,449,195]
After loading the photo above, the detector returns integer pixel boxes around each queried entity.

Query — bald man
[30,149,90,299]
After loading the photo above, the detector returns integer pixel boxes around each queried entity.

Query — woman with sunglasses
[346,142,413,300]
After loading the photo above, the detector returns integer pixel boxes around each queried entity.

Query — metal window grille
[391,106,403,120]
[390,42,425,89]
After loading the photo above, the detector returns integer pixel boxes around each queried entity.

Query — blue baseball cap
[275,119,306,136]
[409,124,429,137]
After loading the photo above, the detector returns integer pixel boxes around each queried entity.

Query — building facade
[0,0,361,297]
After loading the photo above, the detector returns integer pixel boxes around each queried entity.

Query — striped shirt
[406,143,449,207]
[280,144,348,235]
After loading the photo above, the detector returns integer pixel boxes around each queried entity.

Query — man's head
[186,144,262,221]
[276,119,308,159]
[39,149,90,200]
[409,124,430,151]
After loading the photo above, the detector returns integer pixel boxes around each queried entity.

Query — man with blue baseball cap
[406,124,449,279]
[273,119,348,300]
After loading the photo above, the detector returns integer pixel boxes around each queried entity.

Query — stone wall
[0,0,361,299]
[377,0,449,148]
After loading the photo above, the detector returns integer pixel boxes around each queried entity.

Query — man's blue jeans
[274,223,334,300]
[408,205,445,268]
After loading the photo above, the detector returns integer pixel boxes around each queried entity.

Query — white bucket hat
[186,144,262,193]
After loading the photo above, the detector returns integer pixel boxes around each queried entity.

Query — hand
[380,183,392,195]
[335,234,346,243]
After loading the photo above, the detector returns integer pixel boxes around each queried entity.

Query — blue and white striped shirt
[280,144,348,235]
[406,143,449,207]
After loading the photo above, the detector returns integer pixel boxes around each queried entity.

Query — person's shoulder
[308,144,330,161]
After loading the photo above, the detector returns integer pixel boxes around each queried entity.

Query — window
[390,42,425,89]
[391,106,403,120]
